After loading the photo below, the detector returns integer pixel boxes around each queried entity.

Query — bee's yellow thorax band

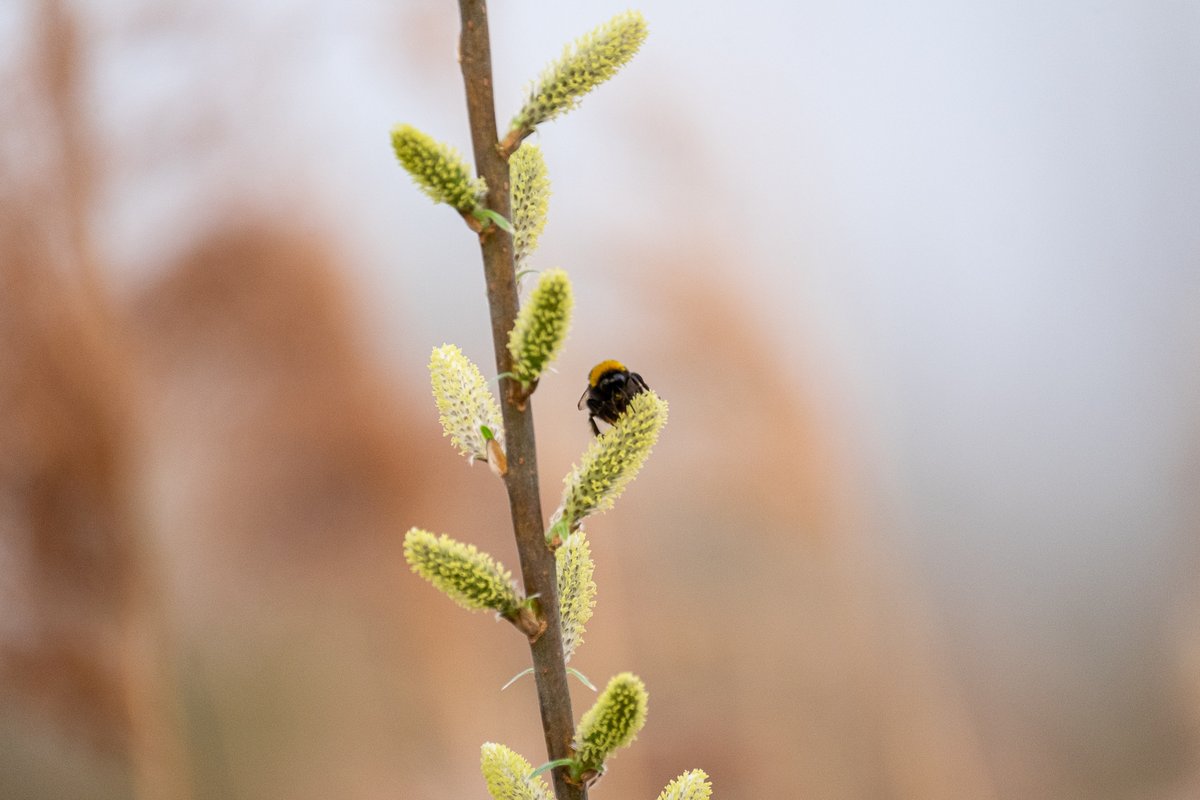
[588,360,626,386]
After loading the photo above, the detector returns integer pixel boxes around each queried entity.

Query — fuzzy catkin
[573,672,648,775]
[556,531,596,661]
[508,269,573,387]
[510,11,648,133]
[511,144,550,265]
[391,124,485,212]
[656,770,713,800]
[480,743,550,800]
[403,529,520,616]
[557,390,667,532]
[429,344,504,464]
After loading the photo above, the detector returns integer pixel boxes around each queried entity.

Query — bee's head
[588,359,627,387]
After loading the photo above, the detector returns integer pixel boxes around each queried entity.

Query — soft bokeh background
[3,1,1200,798]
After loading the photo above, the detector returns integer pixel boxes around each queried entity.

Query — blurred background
[3,1,1200,798]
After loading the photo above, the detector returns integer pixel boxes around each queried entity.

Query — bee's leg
[588,415,601,437]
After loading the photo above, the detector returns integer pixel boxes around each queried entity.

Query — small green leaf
[568,667,597,691]
[546,519,569,546]
[529,758,575,780]
[501,667,535,691]
[474,207,515,233]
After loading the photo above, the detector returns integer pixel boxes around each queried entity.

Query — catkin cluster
[392,8,714,800]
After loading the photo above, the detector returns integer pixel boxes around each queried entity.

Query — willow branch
[456,3,585,799]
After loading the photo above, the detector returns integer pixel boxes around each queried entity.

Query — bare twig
[498,126,531,160]
[505,605,548,641]
[456,2,585,799]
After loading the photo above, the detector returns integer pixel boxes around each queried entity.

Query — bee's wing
[577,385,591,410]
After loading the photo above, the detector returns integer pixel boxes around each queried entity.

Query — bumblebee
[578,360,649,436]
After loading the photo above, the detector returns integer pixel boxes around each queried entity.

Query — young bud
[509,11,648,137]
[480,742,550,800]
[656,769,713,800]
[553,390,667,534]
[573,672,648,780]
[556,531,596,662]
[403,529,521,617]
[391,124,486,212]
[507,269,573,390]
[510,144,551,266]
[429,344,505,468]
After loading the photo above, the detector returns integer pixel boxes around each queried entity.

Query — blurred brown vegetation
[3,2,1199,800]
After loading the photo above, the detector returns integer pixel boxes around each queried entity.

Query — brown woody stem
[456,2,584,799]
